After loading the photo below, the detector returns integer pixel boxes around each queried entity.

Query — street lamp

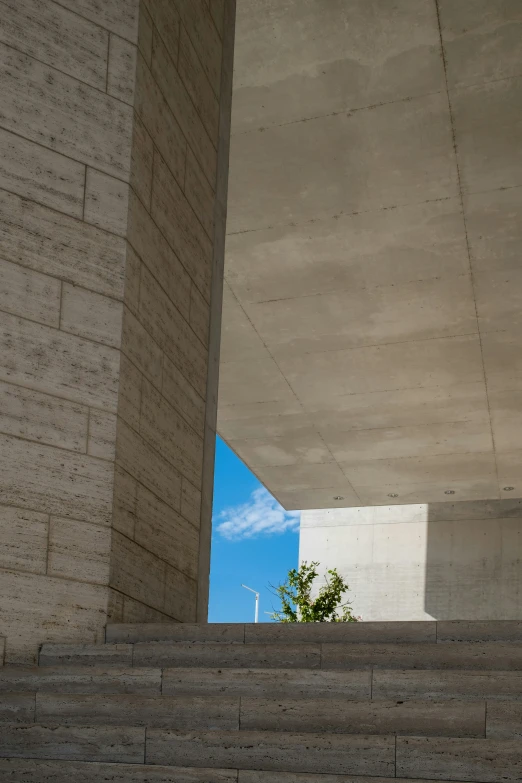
[241,584,260,623]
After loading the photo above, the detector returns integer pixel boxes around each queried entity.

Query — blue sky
[208,436,300,623]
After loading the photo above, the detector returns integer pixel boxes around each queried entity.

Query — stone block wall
[0,0,235,663]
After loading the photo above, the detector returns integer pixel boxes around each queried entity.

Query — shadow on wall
[424,498,522,620]
[299,498,522,621]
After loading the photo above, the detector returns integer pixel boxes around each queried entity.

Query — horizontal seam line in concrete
[300,514,521,528]
[450,70,522,92]
[462,181,522,198]
[227,177,522,238]
[226,195,459,237]
[340,448,496,466]
[268,329,489,359]
[247,272,471,305]
[216,377,488,405]
[225,418,489,441]
[0,37,135,110]
[231,88,446,138]
[232,73,522,140]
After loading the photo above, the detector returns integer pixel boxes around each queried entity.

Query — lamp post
[241,584,260,623]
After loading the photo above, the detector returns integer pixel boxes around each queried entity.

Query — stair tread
[7,623,522,780]
[105,620,522,645]
[39,641,522,671]
[2,726,522,779]
[0,666,161,694]
[4,693,489,737]
[0,758,501,783]
[6,666,522,702]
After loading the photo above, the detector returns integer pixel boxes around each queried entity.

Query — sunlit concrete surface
[300,498,522,620]
[218,0,522,509]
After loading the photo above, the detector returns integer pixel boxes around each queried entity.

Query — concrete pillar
[300,498,522,622]
[0,0,235,663]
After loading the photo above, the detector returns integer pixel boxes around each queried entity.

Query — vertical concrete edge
[197,0,237,622]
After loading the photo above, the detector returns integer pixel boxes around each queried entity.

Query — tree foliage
[270,561,360,623]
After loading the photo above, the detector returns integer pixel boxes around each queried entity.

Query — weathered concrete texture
[161,667,372,699]
[0,723,146,764]
[373,669,522,702]
[0,666,162,694]
[219,0,522,509]
[300,499,522,621]
[396,736,522,782]
[0,0,235,661]
[146,729,395,775]
[0,759,238,782]
[239,698,485,737]
[34,693,241,730]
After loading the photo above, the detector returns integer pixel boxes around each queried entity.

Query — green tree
[270,561,360,623]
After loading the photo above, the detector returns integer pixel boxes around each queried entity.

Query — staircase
[1,621,522,781]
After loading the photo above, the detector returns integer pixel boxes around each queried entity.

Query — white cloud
[215,487,300,540]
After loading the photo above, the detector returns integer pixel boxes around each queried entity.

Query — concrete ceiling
[217,0,522,510]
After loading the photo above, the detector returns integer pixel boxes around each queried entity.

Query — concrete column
[0,0,235,663]
[300,498,522,622]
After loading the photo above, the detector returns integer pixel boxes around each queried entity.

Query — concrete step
[145,728,395,776]
[105,620,522,645]
[40,641,522,670]
[1,665,371,699]
[0,666,161,694]
[33,693,240,731]
[1,730,521,783]
[40,643,321,669]
[0,723,146,764]
[0,760,516,783]
[6,665,522,703]
[106,621,437,644]
[162,667,372,698]
[373,668,522,700]
[145,729,522,780]
[0,762,494,783]
[239,697,485,737]
[2,693,488,737]
[0,758,238,782]
[320,642,522,671]
[396,735,522,782]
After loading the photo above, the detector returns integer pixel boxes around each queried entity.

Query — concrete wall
[300,499,522,621]
[0,0,235,663]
